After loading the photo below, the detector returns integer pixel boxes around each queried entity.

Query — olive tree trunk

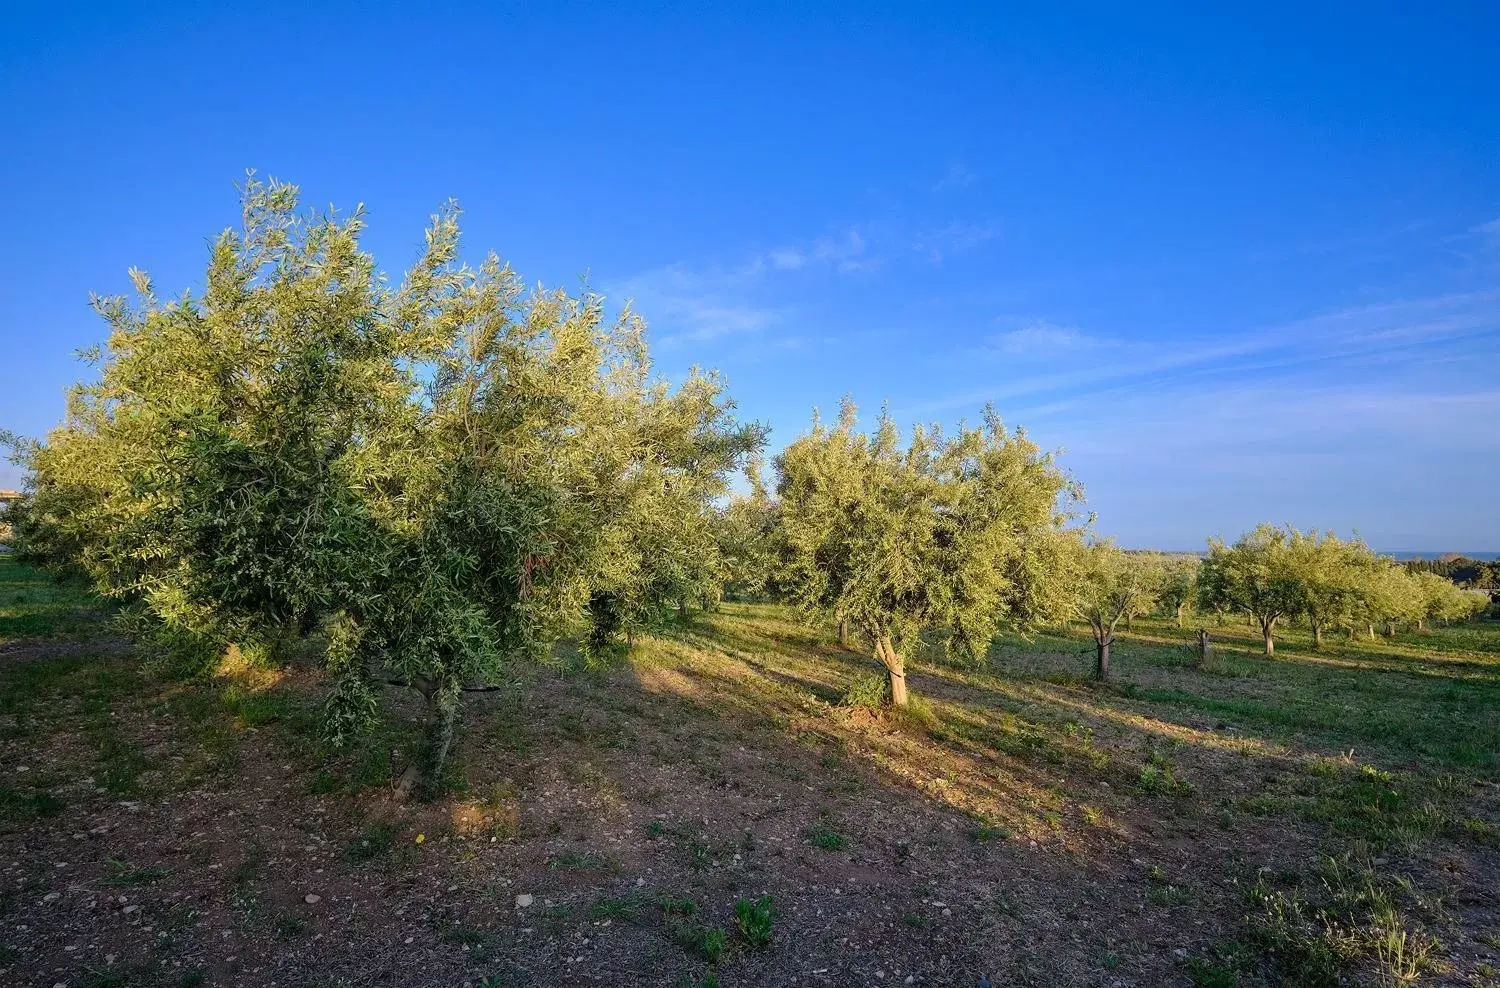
[875,636,909,707]
[1095,638,1111,680]
[1259,616,1275,655]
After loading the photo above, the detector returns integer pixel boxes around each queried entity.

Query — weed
[104,859,170,886]
[807,826,850,851]
[273,911,308,937]
[221,684,290,728]
[671,921,728,963]
[342,821,402,862]
[841,673,889,708]
[733,894,775,947]
[590,894,644,921]
[547,850,614,871]
[1138,753,1194,798]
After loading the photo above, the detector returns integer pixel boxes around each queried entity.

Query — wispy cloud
[606,226,881,345]
[606,263,783,346]
[932,162,977,192]
[765,228,875,273]
[985,319,1104,356]
[907,288,1500,418]
[912,221,997,262]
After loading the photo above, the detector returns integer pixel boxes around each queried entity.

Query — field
[1,554,1497,988]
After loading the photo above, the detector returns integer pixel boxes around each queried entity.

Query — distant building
[0,489,18,513]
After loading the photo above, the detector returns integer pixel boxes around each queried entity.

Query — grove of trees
[2,179,1490,790]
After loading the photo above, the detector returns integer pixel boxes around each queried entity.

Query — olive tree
[1286,531,1373,648]
[1410,571,1486,630]
[1198,524,1305,655]
[1156,555,1199,628]
[1074,543,1162,680]
[15,177,761,792]
[775,399,1080,706]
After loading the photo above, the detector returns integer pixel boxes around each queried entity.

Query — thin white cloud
[607,226,883,344]
[767,247,806,270]
[913,221,997,263]
[809,229,873,272]
[986,320,1102,355]
[907,288,1500,418]
[606,263,783,346]
[932,162,977,192]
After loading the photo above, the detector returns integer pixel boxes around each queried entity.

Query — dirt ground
[2,599,1498,988]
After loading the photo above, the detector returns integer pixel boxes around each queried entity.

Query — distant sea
[1145,550,1500,561]
[1383,551,1500,561]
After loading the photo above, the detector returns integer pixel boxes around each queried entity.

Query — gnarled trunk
[875,636,909,707]
[1095,638,1111,680]
[838,617,850,648]
[1312,621,1323,649]
[1260,617,1275,655]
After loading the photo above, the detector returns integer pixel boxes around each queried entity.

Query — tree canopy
[774,398,1080,706]
[9,178,763,791]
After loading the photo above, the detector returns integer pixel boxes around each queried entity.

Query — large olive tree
[775,399,1080,706]
[14,177,762,791]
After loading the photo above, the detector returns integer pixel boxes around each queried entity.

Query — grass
[806,826,850,851]
[732,894,775,947]
[0,555,111,640]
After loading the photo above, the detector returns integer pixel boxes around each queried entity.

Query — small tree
[1074,543,1162,680]
[1199,524,1305,655]
[776,399,1080,707]
[1410,571,1486,630]
[1156,556,1199,628]
[1286,531,1373,649]
[711,455,780,601]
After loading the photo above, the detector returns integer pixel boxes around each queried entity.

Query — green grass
[0,554,112,640]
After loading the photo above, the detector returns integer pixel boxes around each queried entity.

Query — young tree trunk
[838,617,850,648]
[1176,602,1187,628]
[1418,618,1428,633]
[1367,623,1376,641]
[876,637,909,707]
[394,677,458,801]
[1125,613,1133,632]
[1194,629,1210,669]
[1095,638,1111,680]
[421,692,457,800]
[1312,621,1323,649]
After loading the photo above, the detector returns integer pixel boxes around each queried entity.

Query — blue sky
[2,2,1497,549]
